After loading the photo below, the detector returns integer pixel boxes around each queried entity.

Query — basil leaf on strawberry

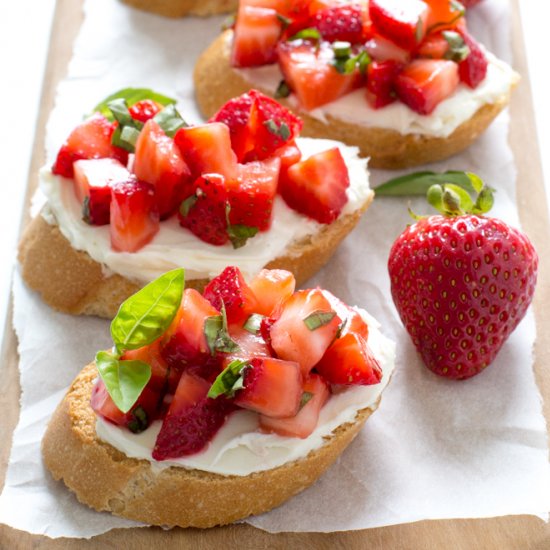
[303,310,337,330]
[244,313,266,334]
[153,104,188,138]
[207,359,249,399]
[227,223,259,249]
[288,28,322,43]
[374,170,477,196]
[111,268,185,353]
[204,304,240,354]
[95,350,152,413]
[92,88,176,121]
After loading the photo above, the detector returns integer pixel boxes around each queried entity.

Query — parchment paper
[0,0,548,538]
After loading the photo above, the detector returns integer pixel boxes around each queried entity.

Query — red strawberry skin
[457,29,488,88]
[311,4,365,44]
[388,215,538,379]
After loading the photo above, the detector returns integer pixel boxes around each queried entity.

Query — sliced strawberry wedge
[73,158,129,225]
[260,373,329,438]
[203,266,258,325]
[178,174,229,246]
[311,4,365,43]
[227,158,280,231]
[129,99,162,123]
[369,0,430,51]
[366,60,403,109]
[234,357,302,418]
[279,147,349,224]
[316,332,382,385]
[457,29,488,88]
[109,175,159,252]
[270,288,341,376]
[153,372,233,460]
[249,268,296,317]
[227,324,271,359]
[52,113,128,178]
[277,41,361,110]
[133,119,191,219]
[365,34,411,64]
[321,289,369,339]
[395,59,459,115]
[272,140,302,182]
[174,122,238,181]
[231,5,283,67]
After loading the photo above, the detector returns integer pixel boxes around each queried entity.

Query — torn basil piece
[154,103,188,138]
[244,313,266,335]
[288,27,321,43]
[303,310,336,331]
[300,391,314,409]
[204,304,240,354]
[207,359,250,399]
[275,80,291,99]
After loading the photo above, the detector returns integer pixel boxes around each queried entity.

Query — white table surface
[0,0,548,334]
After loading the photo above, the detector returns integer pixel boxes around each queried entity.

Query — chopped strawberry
[128,99,162,123]
[369,0,430,51]
[249,268,296,316]
[109,176,159,252]
[259,316,277,354]
[153,372,233,459]
[52,113,128,178]
[395,58,459,115]
[178,174,229,246]
[321,289,369,339]
[366,60,403,108]
[316,332,382,385]
[91,378,161,433]
[73,158,129,225]
[270,288,341,376]
[457,29,488,88]
[161,288,220,369]
[260,373,329,438]
[417,32,451,59]
[279,147,349,224]
[231,5,283,67]
[277,40,361,110]
[424,0,465,33]
[203,266,258,324]
[227,158,280,231]
[174,122,238,181]
[365,34,411,64]
[234,357,302,418]
[133,120,192,219]
[227,324,271,359]
[311,4,365,43]
[272,140,302,183]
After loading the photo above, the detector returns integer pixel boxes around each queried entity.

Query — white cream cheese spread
[40,137,371,283]
[96,309,396,477]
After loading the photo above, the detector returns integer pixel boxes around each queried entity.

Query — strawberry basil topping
[230,0,489,114]
[92,267,383,458]
[52,88,350,253]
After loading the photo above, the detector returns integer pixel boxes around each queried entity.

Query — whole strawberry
[387,177,538,379]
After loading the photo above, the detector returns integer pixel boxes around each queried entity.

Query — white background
[0,0,548,333]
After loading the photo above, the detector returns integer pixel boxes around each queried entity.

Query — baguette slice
[120,0,237,17]
[18,190,372,318]
[194,31,515,169]
[42,361,381,528]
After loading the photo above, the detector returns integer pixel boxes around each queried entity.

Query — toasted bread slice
[120,0,237,17]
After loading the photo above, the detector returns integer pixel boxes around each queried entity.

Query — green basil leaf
[300,391,314,409]
[154,104,188,138]
[179,194,197,218]
[111,268,185,352]
[277,13,291,30]
[96,350,151,413]
[375,170,476,196]
[288,28,321,43]
[228,223,259,249]
[303,310,336,331]
[207,359,249,399]
[204,304,240,354]
[91,88,177,121]
[244,313,265,334]
[107,98,138,128]
[333,41,352,59]
[442,30,470,62]
[275,80,291,99]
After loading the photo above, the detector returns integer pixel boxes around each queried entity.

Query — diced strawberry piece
[395,59,459,115]
[227,324,271,359]
[259,316,277,354]
[417,32,450,59]
[277,41,361,110]
[174,122,238,181]
[457,29,488,88]
[209,93,256,162]
[234,357,302,418]
[272,140,302,183]
[109,176,159,252]
[260,373,329,438]
[270,288,341,376]
[249,268,296,316]
[133,119,192,219]
[91,379,161,433]
[365,34,411,64]
[316,332,382,385]
[122,339,180,394]
[279,147,349,224]
[73,158,129,225]
[52,113,128,178]
[227,158,280,231]
[311,4,364,43]
[369,0,430,51]
[178,174,229,246]
[128,99,162,123]
[153,372,233,459]
[424,0,465,33]
[321,289,369,339]
[231,5,283,67]
[366,60,403,109]
[203,266,258,324]
[161,288,220,369]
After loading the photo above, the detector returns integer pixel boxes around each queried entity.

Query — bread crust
[42,361,380,528]
[194,32,514,169]
[18,194,372,318]
[120,0,237,17]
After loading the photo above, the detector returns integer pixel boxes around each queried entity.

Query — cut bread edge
[119,0,237,17]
